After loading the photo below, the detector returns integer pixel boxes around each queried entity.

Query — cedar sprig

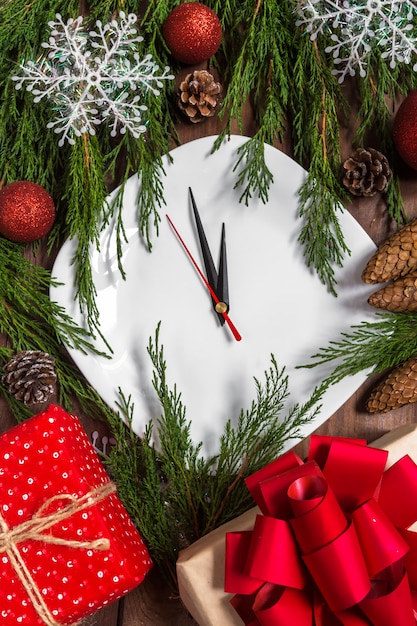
[210,0,352,294]
[105,326,325,586]
[231,55,287,205]
[0,239,104,355]
[298,160,351,297]
[202,356,325,533]
[145,325,214,547]
[301,312,417,387]
[232,135,274,205]
[291,34,350,295]
[51,133,109,332]
[103,393,184,587]
[213,0,292,158]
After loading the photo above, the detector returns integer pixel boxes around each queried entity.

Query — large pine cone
[362,218,417,284]
[366,356,417,413]
[342,147,392,197]
[2,350,57,405]
[368,273,417,312]
[178,70,222,123]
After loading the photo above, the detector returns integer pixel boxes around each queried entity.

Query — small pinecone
[342,147,392,197]
[2,350,57,405]
[178,70,222,123]
[366,356,417,413]
[368,273,417,312]
[361,218,417,284]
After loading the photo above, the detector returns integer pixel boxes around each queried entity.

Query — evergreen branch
[213,4,264,141]
[204,356,325,532]
[213,0,292,151]
[298,166,350,296]
[146,325,212,543]
[103,393,183,587]
[133,129,169,250]
[105,327,324,586]
[140,0,177,46]
[300,312,417,386]
[384,173,406,227]
[232,135,274,205]
[58,133,108,330]
[0,241,98,353]
[291,36,350,295]
[212,5,352,293]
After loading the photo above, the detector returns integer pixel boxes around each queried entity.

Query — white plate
[50,136,376,457]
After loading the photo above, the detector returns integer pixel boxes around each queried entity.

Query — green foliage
[213,0,291,139]
[1,0,416,323]
[0,0,175,331]
[208,0,417,294]
[105,325,325,585]
[0,237,110,422]
[2,0,417,586]
[298,164,350,297]
[301,312,417,386]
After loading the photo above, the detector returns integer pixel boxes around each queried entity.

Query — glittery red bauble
[393,91,417,170]
[0,181,56,243]
[163,2,222,65]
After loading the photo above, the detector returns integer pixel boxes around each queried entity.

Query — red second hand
[166,214,242,342]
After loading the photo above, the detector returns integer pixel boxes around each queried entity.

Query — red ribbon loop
[225,436,417,625]
[246,515,307,588]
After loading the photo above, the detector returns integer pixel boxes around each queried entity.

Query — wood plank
[118,568,196,626]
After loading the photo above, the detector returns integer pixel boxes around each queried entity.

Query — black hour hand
[216,223,229,317]
[189,187,229,324]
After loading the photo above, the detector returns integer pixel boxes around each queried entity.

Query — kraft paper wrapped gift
[177,507,260,626]
[176,424,417,626]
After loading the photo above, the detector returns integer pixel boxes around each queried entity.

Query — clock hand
[189,187,229,324]
[217,222,229,316]
[166,214,242,342]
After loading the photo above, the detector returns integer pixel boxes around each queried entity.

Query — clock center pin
[215,302,228,314]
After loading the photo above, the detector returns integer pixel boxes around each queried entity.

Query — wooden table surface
[2,81,417,625]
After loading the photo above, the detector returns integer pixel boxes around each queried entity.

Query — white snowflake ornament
[296,0,417,82]
[12,12,174,145]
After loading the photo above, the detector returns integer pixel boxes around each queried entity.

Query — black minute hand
[189,187,229,324]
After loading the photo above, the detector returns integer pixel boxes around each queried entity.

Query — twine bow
[0,481,116,626]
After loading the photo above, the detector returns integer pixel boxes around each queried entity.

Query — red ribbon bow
[225,435,417,625]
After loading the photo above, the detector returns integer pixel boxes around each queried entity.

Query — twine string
[0,481,116,626]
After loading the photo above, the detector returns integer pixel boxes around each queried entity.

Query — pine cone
[2,350,57,405]
[178,70,222,123]
[361,218,417,284]
[342,147,392,197]
[366,356,417,413]
[368,273,417,312]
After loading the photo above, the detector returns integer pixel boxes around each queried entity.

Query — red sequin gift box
[0,404,152,625]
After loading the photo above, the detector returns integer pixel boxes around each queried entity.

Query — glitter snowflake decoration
[12,12,174,146]
[296,0,417,82]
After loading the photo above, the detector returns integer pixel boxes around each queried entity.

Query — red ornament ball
[0,181,56,243]
[393,91,417,170]
[163,2,222,65]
